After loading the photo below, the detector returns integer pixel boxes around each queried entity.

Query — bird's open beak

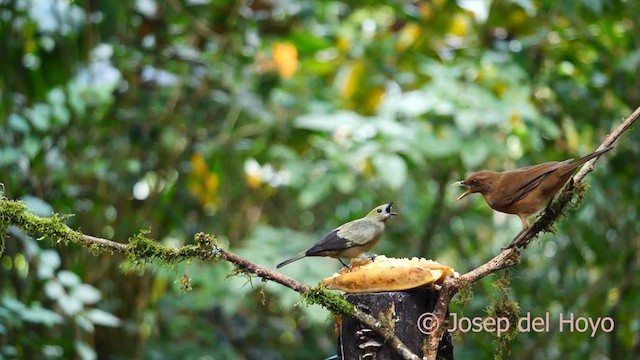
[451,181,472,201]
[386,201,398,216]
[456,189,473,201]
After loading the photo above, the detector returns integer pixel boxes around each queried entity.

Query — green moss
[522,180,589,247]
[1,197,281,299]
[380,303,396,332]
[449,279,474,341]
[0,196,224,267]
[0,224,6,257]
[545,180,587,228]
[303,284,356,316]
[180,271,192,291]
[486,271,520,360]
[226,265,255,290]
[89,243,112,256]
[126,230,166,265]
[126,231,223,267]
[193,232,223,261]
[0,197,82,246]
[455,279,473,311]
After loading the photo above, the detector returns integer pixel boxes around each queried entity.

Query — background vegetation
[1,0,638,359]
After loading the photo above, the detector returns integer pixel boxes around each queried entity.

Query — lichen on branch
[0,197,82,254]
[303,284,356,316]
[125,230,223,266]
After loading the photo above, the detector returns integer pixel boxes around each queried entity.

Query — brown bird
[453,146,613,230]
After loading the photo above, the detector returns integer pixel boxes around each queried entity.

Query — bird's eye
[377,209,382,213]
[471,179,479,185]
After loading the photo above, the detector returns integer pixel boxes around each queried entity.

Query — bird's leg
[504,230,525,249]
[519,215,530,232]
[504,216,530,249]
[338,258,351,270]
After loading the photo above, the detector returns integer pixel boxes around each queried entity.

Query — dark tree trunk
[338,288,453,359]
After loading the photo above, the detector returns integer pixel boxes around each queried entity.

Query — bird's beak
[456,188,473,201]
[452,181,472,201]
[386,201,398,216]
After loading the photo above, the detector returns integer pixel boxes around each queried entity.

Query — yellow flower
[272,42,298,79]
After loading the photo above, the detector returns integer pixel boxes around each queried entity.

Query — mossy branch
[0,196,419,360]
[424,106,639,360]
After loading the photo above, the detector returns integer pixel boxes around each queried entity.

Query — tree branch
[0,198,419,360]
[81,234,128,252]
[574,106,640,182]
[423,106,640,360]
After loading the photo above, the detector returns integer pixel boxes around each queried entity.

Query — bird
[276,202,398,269]
[453,146,613,231]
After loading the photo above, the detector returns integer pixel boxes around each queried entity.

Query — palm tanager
[276,202,398,268]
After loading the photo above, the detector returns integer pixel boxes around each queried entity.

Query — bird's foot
[350,255,375,268]
[542,198,558,217]
[366,253,379,261]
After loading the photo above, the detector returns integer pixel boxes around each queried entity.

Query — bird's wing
[305,220,378,255]
[500,160,572,205]
[304,230,351,255]
[336,219,380,246]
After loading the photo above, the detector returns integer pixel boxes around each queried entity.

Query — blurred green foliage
[1,0,639,359]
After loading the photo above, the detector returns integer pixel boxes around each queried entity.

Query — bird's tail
[564,146,614,174]
[276,253,306,269]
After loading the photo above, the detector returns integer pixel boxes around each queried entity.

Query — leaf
[380,90,434,117]
[75,314,94,332]
[22,136,41,159]
[460,139,493,168]
[21,306,63,326]
[48,88,70,126]
[298,178,332,208]
[44,281,66,299]
[74,340,97,360]
[295,111,363,132]
[372,153,407,190]
[1,298,26,313]
[289,30,332,54]
[0,148,21,166]
[41,345,63,358]
[57,295,83,316]
[85,309,121,327]
[335,173,356,193]
[26,104,51,131]
[57,270,81,287]
[414,132,461,159]
[580,0,603,14]
[70,284,102,305]
[8,113,30,133]
[38,250,61,279]
[7,301,64,326]
[620,48,640,72]
[536,116,561,139]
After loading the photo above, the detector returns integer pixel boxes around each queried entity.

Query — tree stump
[338,288,453,359]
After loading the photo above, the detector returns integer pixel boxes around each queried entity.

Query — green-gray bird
[276,202,398,269]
